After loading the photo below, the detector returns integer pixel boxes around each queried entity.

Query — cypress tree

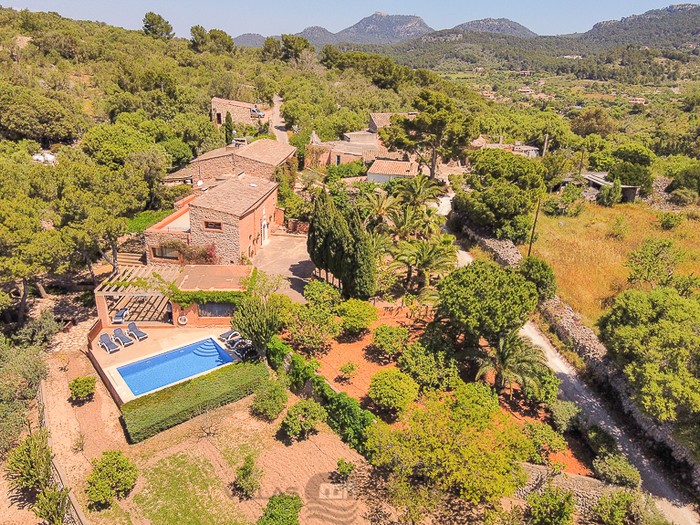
[224,112,234,144]
[327,198,351,288]
[342,209,377,299]
[307,191,332,276]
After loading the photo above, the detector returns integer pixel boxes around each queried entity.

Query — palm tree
[394,238,457,290]
[414,205,445,239]
[395,174,443,207]
[388,206,418,241]
[359,191,398,232]
[475,331,547,397]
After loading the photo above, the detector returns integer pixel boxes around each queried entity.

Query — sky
[2,0,688,37]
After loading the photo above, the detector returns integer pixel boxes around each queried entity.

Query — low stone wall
[461,220,700,493]
[517,464,614,514]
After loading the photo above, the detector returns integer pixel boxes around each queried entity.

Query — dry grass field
[526,202,700,327]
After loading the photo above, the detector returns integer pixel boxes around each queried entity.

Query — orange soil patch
[316,309,420,401]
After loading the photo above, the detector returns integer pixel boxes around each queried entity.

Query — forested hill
[358,4,700,78]
[451,18,537,39]
[582,4,700,48]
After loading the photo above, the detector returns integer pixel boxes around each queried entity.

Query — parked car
[250,106,265,118]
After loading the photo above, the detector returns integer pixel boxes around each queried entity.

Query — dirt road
[449,240,699,524]
[270,94,289,144]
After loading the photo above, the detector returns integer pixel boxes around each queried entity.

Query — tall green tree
[394,174,443,207]
[142,12,173,40]
[307,191,333,278]
[224,112,234,145]
[281,34,313,63]
[380,90,476,178]
[342,210,377,300]
[436,262,538,346]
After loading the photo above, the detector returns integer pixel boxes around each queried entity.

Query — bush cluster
[372,324,410,358]
[251,378,288,421]
[85,450,137,509]
[280,400,327,440]
[337,299,378,337]
[257,493,303,525]
[550,400,581,433]
[266,336,292,371]
[368,369,419,417]
[527,485,575,525]
[593,454,642,489]
[68,376,96,403]
[121,362,268,442]
[234,453,262,499]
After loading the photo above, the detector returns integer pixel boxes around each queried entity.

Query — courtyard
[253,233,313,302]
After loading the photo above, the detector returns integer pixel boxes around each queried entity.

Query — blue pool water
[117,338,233,396]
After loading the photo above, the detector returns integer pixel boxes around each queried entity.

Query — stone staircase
[117,252,146,266]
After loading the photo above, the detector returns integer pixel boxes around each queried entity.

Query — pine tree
[342,209,377,299]
[224,112,234,145]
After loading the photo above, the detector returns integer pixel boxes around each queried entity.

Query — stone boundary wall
[460,222,700,493]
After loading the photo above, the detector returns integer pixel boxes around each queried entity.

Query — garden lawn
[526,202,700,327]
[134,453,246,525]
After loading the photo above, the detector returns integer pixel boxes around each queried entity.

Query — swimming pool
[117,338,233,397]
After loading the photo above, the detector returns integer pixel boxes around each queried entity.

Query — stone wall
[144,229,190,265]
[189,205,241,264]
[517,464,614,515]
[460,219,700,493]
[230,155,277,181]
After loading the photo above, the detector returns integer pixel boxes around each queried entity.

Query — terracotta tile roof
[190,174,278,217]
[368,160,418,177]
[174,264,253,292]
[192,145,235,163]
[211,97,255,109]
[234,139,296,166]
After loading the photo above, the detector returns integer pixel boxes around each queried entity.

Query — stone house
[168,139,297,187]
[145,174,280,265]
[210,97,269,126]
[368,112,417,133]
[366,159,419,183]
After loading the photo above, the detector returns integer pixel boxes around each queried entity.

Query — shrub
[597,179,622,207]
[13,310,61,347]
[397,342,460,392]
[336,458,356,481]
[33,485,70,525]
[669,188,698,206]
[68,376,96,403]
[372,325,410,357]
[280,400,327,440]
[0,401,27,454]
[582,424,618,456]
[337,299,378,336]
[368,369,419,416]
[257,493,303,525]
[234,453,262,499]
[523,421,567,465]
[524,367,560,406]
[338,361,358,382]
[287,354,319,391]
[518,257,557,302]
[527,485,575,525]
[658,212,683,230]
[608,216,629,239]
[288,304,341,353]
[550,400,581,434]
[303,280,341,309]
[266,335,292,371]
[4,429,52,493]
[320,391,375,453]
[85,450,137,509]
[120,362,268,442]
[593,453,641,489]
[251,378,288,421]
[593,490,636,525]
[0,343,48,403]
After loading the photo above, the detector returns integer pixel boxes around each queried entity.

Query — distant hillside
[297,26,339,47]
[582,4,700,47]
[335,12,433,44]
[452,18,537,39]
[235,12,433,48]
[233,33,267,47]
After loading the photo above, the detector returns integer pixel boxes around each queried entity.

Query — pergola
[95,265,181,327]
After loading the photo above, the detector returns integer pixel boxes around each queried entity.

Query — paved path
[270,94,289,144]
[450,243,699,525]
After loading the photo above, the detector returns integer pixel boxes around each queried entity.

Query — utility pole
[527,197,541,258]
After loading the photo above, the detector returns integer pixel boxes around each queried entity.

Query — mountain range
[233,4,700,51]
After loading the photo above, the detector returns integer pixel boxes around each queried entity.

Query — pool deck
[89,327,228,404]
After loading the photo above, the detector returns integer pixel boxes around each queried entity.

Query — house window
[203,221,223,231]
[198,302,237,318]
[216,113,222,125]
[152,245,179,260]
[335,155,341,166]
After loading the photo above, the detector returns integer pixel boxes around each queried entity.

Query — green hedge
[121,362,268,443]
